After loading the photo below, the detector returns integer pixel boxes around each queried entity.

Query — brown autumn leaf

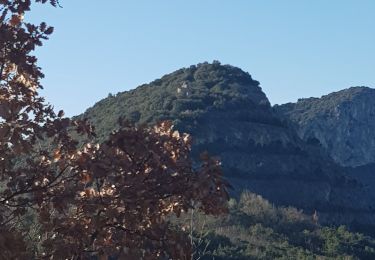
[9,14,23,26]
[53,149,61,162]
[80,171,92,183]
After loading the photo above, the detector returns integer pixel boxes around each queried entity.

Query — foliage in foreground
[0,1,229,259]
[176,192,375,260]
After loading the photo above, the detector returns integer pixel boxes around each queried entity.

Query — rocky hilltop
[79,63,375,226]
[275,87,375,167]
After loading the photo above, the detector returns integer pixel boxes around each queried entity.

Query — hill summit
[82,61,271,140]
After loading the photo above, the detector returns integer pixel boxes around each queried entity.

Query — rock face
[275,87,375,167]
[79,63,375,226]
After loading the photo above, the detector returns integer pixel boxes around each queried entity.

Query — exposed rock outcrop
[275,87,375,167]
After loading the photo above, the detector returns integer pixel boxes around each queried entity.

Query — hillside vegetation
[176,192,375,259]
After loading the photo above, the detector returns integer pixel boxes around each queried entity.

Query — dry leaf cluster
[0,1,229,259]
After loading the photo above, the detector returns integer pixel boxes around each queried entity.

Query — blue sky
[29,1,375,116]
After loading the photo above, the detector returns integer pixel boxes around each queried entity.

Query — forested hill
[78,62,375,227]
[81,61,271,141]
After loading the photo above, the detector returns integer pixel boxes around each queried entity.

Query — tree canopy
[0,1,229,258]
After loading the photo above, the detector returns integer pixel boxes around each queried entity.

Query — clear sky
[29,0,375,116]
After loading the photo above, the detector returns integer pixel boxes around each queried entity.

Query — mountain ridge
[78,62,375,227]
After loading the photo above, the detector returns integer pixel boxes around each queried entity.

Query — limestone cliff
[275,87,375,167]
